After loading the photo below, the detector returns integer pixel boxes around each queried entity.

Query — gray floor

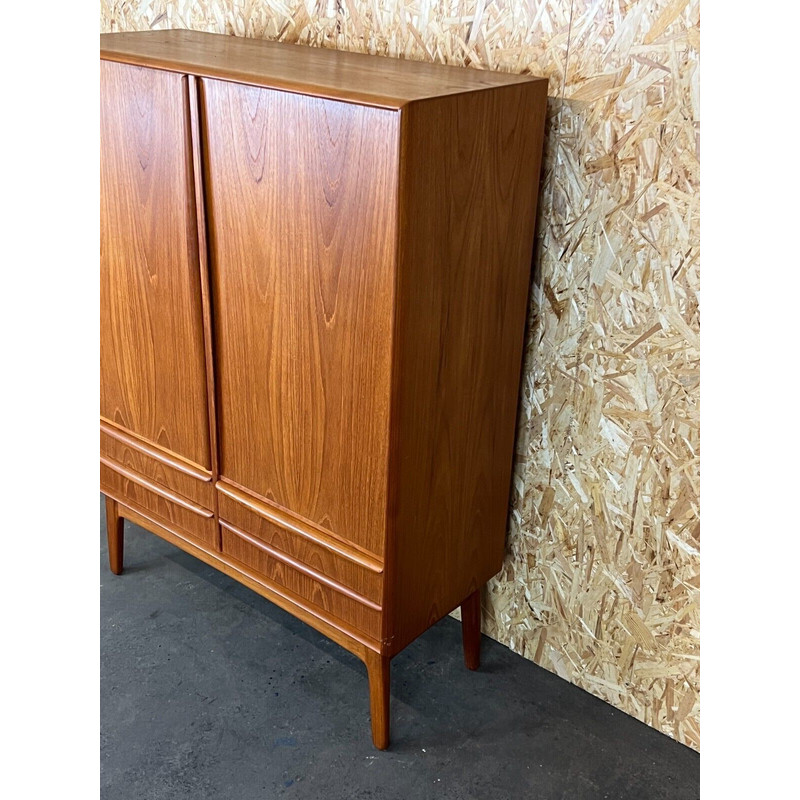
[101,498,699,800]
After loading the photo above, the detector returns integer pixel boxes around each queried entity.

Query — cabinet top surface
[100,30,545,110]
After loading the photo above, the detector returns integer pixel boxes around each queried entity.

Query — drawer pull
[101,456,214,518]
[101,420,212,481]
[220,520,382,612]
[217,481,384,574]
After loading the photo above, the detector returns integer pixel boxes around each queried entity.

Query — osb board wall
[100,0,700,750]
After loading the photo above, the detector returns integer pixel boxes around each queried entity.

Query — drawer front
[219,521,382,640]
[101,460,216,548]
[217,483,383,605]
[101,423,214,509]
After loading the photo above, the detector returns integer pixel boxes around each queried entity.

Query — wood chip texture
[100,0,701,751]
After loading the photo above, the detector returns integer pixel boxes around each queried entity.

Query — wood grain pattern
[384,83,548,655]
[101,457,213,518]
[101,462,217,548]
[113,500,379,658]
[100,29,537,110]
[101,421,214,509]
[202,79,399,557]
[100,33,549,749]
[217,483,383,603]
[219,522,380,609]
[220,522,382,639]
[101,420,211,481]
[216,481,384,572]
[100,60,212,470]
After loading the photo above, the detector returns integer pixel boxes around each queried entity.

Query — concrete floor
[101,498,699,800]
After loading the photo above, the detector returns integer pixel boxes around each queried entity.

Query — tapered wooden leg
[461,589,482,670]
[365,650,390,750]
[105,496,124,575]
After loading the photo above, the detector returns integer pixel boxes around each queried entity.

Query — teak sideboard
[100,29,547,749]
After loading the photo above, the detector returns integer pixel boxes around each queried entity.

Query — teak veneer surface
[217,486,383,603]
[384,82,548,655]
[100,29,537,109]
[100,421,214,510]
[100,31,548,749]
[100,61,212,471]
[203,79,397,558]
[114,502,380,657]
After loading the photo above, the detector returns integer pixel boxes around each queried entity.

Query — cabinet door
[202,81,399,557]
[100,62,212,472]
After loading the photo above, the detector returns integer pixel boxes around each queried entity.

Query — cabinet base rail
[103,493,484,750]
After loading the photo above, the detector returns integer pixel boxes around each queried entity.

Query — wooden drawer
[220,522,382,639]
[101,460,216,548]
[101,421,214,509]
[217,481,383,638]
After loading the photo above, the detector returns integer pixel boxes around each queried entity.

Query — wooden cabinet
[100,30,547,749]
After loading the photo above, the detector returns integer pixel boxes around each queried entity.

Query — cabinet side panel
[100,61,212,470]
[202,80,399,557]
[386,82,548,653]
